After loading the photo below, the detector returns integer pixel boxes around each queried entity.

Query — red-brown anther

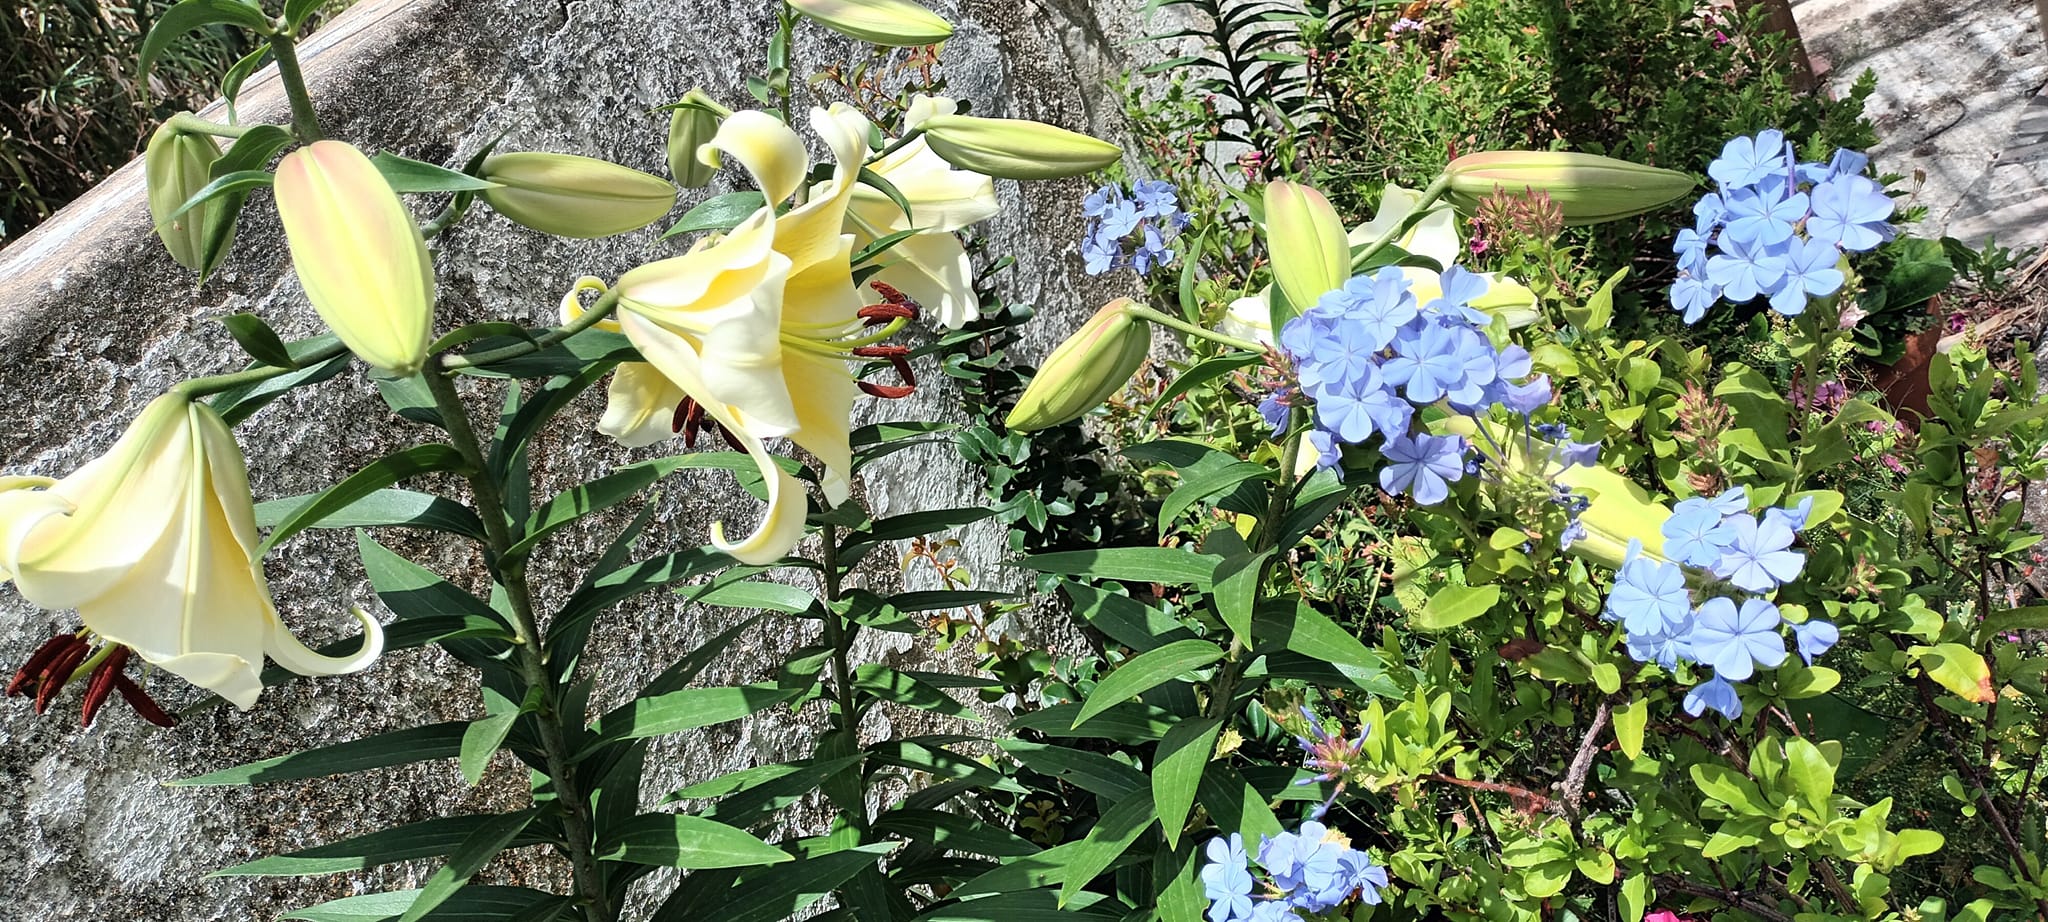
[857,303,917,327]
[34,640,92,714]
[859,381,916,399]
[715,423,747,452]
[9,633,81,697]
[671,397,707,449]
[868,280,916,308]
[113,674,177,728]
[79,646,131,728]
[853,344,918,393]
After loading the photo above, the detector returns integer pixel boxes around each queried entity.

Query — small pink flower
[1645,911,1693,922]
[1469,237,1489,255]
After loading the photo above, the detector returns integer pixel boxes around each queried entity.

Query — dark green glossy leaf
[1016,547,1220,589]
[172,721,468,786]
[220,312,298,369]
[214,813,552,877]
[578,683,798,755]
[256,488,485,543]
[1072,639,1223,728]
[257,445,470,554]
[595,813,792,868]
[663,191,767,238]
[281,886,556,922]
[141,0,270,79]
[371,152,500,193]
[397,810,539,922]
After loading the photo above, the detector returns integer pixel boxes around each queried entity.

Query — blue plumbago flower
[1670,276,1721,324]
[1133,178,1180,218]
[1662,499,1735,568]
[1626,621,1694,669]
[1806,174,1894,252]
[1501,373,1552,415]
[1343,851,1391,905]
[1248,901,1300,922]
[1258,391,1293,438]
[1314,381,1388,444]
[1684,673,1744,719]
[1764,495,1816,532]
[1300,317,1383,397]
[1082,183,1120,218]
[1344,268,1419,350]
[1294,707,1370,818]
[1425,266,1492,326]
[1606,544,1693,636]
[1791,619,1840,665]
[1705,234,1789,304]
[1559,518,1587,550]
[1256,822,1385,914]
[1082,230,1122,275]
[1721,188,1808,248]
[1708,129,1790,189]
[1202,834,1257,922]
[1768,235,1846,316]
[1690,597,1788,680]
[1704,486,1749,518]
[1081,180,1188,276]
[1557,439,1600,468]
[1305,428,1341,471]
[1674,227,1710,276]
[1674,134,1883,324]
[1712,513,1806,592]
[1379,433,1466,505]
[1100,198,1142,238]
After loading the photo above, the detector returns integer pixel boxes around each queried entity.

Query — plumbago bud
[918,114,1120,180]
[144,119,225,271]
[1263,181,1349,322]
[479,152,678,238]
[667,89,728,188]
[1006,298,1151,431]
[1553,463,1673,571]
[786,0,954,46]
[274,140,435,376]
[1444,151,1695,226]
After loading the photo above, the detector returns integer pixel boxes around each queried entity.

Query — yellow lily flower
[0,393,382,712]
[844,95,1000,328]
[588,105,903,565]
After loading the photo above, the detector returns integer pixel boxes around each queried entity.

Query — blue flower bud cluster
[1271,266,1551,505]
[1669,129,1894,324]
[1201,826,1389,922]
[1605,486,1840,720]
[1081,179,1190,276]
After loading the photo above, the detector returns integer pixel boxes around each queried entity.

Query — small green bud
[1443,151,1695,226]
[144,118,226,271]
[918,114,1120,180]
[786,0,954,46]
[1006,298,1151,431]
[478,152,678,238]
[667,89,726,188]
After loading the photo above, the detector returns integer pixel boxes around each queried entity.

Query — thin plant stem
[1351,173,1453,271]
[166,113,256,139]
[173,339,352,398]
[421,360,612,922]
[268,35,324,143]
[1127,305,1263,353]
[444,289,623,370]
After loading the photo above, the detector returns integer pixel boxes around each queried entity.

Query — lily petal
[598,362,691,449]
[705,111,809,206]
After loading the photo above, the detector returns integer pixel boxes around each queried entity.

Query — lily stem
[268,34,324,143]
[444,289,623,370]
[1127,306,1264,353]
[818,520,866,824]
[166,113,256,139]
[173,339,352,399]
[1351,172,1452,271]
[421,359,611,922]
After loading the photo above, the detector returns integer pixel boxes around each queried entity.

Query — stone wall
[0,0,1169,916]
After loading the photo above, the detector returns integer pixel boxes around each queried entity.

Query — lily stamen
[35,638,93,714]
[112,674,176,728]
[8,631,83,697]
[80,646,131,727]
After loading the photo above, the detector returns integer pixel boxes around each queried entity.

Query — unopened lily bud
[667,89,727,188]
[274,140,435,376]
[1006,298,1151,431]
[786,0,954,46]
[918,114,1120,180]
[1263,181,1349,318]
[1444,151,1694,226]
[144,119,226,271]
[479,152,678,238]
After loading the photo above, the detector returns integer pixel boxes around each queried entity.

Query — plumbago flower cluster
[1609,488,1839,719]
[1268,264,1551,504]
[1668,128,1895,322]
[1201,824,1389,922]
[1081,179,1190,275]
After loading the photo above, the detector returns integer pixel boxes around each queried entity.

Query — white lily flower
[0,393,382,710]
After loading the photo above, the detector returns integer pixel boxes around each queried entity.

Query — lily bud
[274,140,436,376]
[667,89,727,188]
[1263,181,1351,321]
[1444,151,1695,226]
[144,119,226,271]
[479,151,678,238]
[918,114,1120,180]
[0,393,382,709]
[1006,298,1150,431]
[786,0,954,46]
